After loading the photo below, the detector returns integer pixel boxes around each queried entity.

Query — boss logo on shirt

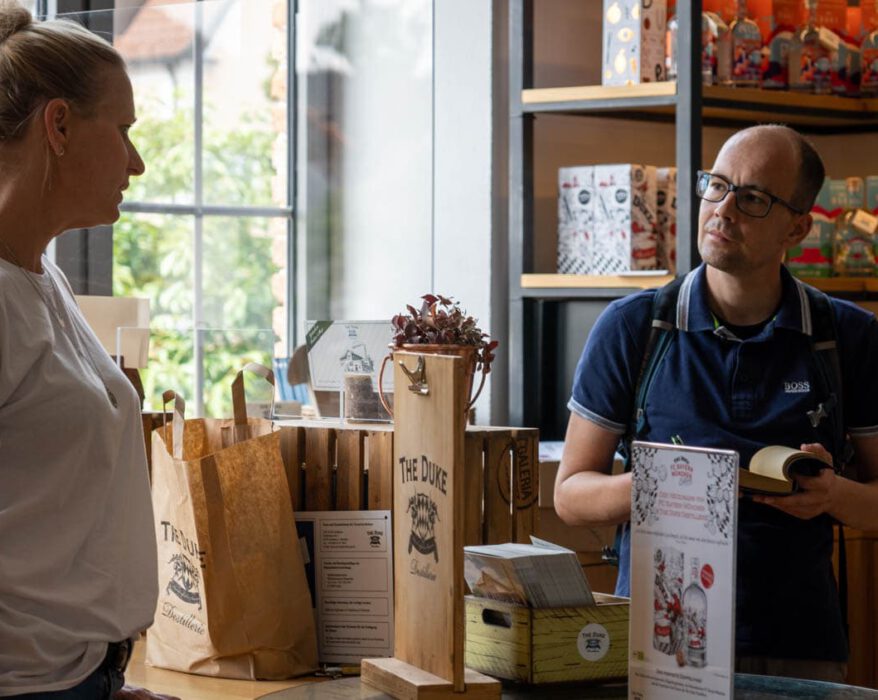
[784,380,811,394]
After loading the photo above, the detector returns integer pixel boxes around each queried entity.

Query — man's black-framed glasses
[695,170,805,218]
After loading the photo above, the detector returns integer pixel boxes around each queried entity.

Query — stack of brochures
[463,537,595,608]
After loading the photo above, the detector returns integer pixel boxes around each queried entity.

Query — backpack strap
[798,282,851,642]
[603,275,686,568]
[624,275,688,457]
[800,283,852,472]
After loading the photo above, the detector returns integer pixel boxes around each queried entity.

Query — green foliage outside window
[113,95,283,416]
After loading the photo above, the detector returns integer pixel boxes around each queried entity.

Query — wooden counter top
[125,641,328,700]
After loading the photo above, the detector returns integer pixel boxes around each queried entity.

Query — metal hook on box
[400,355,429,396]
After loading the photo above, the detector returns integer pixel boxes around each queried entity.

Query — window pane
[202,0,288,208]
[201,328,276,418]
[202,216,285,356]
[297,0,432,327]
[113,212,194,409]
[113,212,194,324]
[137,327,275,418]
[114,2,195,205]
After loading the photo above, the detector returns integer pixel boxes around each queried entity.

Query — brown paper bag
[146,363,318,679]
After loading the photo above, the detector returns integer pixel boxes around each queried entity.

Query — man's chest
[639,333,827,458]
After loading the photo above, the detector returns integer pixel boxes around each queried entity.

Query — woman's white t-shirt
[0,256,158,695]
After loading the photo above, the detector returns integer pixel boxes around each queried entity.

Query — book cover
[628,442,738,700]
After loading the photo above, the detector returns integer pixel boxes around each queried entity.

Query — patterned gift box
[602,0,667,86]
[593,164,658,274]
[557,166,595,275]
[656,167,677,274]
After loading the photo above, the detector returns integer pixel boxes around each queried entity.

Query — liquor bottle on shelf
[789,0,837,94]
[862,0,878,96]
[762,7,797,90]
[725,0,762,86]
[683,558,708,668]
[703,12,733,85]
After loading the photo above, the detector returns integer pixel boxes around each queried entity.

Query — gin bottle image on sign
[683,557,708,668]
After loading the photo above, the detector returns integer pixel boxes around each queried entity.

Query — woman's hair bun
[0,2,31,44]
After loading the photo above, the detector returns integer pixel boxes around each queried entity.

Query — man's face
[697,132,807,275]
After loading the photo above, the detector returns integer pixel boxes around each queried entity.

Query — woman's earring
[56,147,65,157]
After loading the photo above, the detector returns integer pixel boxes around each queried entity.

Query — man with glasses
[554,125,878,681]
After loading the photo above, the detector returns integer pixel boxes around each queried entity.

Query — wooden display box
[464,593,629,684]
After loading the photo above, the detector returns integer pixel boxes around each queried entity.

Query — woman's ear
[42,98,70,157]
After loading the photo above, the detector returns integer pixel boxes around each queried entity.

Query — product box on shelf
[656,167,677,274]
[866,176,878,215]
[594,164,658,273]
[787,177,847,278]
[591,163,656,274]
[602,0,667,86]
[833,177,876,277]
[557,166,595,275]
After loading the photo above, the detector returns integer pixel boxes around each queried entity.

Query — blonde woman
[0,2,175,698]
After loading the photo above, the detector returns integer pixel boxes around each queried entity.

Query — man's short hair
[793,134,825,212]
[754,125,825,212]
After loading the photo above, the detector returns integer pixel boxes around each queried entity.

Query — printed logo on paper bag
[159,520,207,635]
[167,553,202,609]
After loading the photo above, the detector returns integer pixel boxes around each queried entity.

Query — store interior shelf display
[523,82,878,129]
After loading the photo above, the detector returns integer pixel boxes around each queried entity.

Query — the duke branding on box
[558,166,595,275]
[594,164,658,273]
[602,0,667,86]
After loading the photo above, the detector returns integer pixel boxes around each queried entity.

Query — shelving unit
[523,83,878,131]
[507,0,878,435]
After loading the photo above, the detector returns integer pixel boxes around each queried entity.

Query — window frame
[50,0,297,416]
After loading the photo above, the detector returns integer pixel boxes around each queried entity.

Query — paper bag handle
[231,362,275,443]
[161,390,186,460]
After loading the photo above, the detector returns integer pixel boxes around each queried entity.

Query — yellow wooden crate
[464,593,629,684]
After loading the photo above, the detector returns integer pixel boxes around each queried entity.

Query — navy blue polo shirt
[569,263,878,661]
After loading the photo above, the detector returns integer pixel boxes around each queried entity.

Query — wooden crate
[276,420,538,545]
[464,593,629,684]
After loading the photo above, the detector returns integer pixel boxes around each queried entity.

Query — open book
[740,445,832,495]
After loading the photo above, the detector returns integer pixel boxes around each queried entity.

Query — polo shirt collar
[675,263,812,336]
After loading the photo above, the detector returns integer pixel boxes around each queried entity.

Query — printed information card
[295,510,393,664]
[628,442,738,700]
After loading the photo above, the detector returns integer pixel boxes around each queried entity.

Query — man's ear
[42,98,70,156]
[785,212,813,249]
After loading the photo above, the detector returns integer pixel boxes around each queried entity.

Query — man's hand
[114,685,180,700]
[752,442,836,519]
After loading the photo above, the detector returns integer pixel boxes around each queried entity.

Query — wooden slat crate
[464,593,629,684]
[276,420,538,546]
